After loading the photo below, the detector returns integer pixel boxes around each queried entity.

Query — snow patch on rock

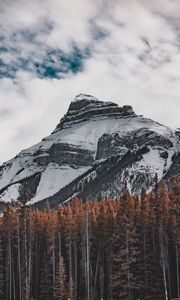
[30,164,90,204]
[0,183,21,203]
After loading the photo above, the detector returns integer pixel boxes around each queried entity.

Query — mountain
[0,94,179,208]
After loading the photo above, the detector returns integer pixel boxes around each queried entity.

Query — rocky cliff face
[55,94,135,130]
[0,94,179,207]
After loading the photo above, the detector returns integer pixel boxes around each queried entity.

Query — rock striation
[55,94,135,130]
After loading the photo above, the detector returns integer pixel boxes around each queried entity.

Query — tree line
[0,176,179,300]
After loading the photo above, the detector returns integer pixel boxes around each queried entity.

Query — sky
[0,0,180,164]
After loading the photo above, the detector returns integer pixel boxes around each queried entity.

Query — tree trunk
[176,243,180,297]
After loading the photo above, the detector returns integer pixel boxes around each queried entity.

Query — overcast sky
[0,0,180,163]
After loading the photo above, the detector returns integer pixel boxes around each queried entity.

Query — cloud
[0,0,180,163]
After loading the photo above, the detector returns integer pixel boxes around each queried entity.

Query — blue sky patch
[0,42,91,79]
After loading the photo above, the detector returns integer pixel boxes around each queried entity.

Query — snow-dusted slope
[0,94,179,206]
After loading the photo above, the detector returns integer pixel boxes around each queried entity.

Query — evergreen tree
[0,178,179,299]
[54,256,67,300]
[0,220,4,299]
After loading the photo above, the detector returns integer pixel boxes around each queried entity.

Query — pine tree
[112,190,138,299]
[20,206,32,300]
[39,253,52,300]
[0,178,179,299]
[54,256,67,300]
[67,276,75,300]
[4,204,14,300]
[170,178,180,298]
[0,220,4,299]
[64,204,76,298]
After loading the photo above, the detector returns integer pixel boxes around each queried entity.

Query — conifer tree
[54,256,67,300]
[39,253,52,300]
[4,204,14,300]
[0,178,179,299]
[0,220,4,299]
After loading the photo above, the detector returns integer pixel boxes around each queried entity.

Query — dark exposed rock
[175,130,180,139]
[18,173,41,203]
[96,128,173,160]
[34,143,94,167]
[160,151,168,159]
[164,153,180,179]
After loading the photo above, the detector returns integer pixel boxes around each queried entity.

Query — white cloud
[0,0,180,163]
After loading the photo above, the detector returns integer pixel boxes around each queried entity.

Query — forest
[0,177,179,300]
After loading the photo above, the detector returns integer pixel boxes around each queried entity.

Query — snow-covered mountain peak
[0,94,179,207]
[54,94,136,131]
[73,93,99,102]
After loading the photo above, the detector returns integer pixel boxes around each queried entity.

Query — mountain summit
[54,94,135,131]
[0,94,179,207]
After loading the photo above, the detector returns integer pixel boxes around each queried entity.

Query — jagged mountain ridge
[0,94,179,207]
